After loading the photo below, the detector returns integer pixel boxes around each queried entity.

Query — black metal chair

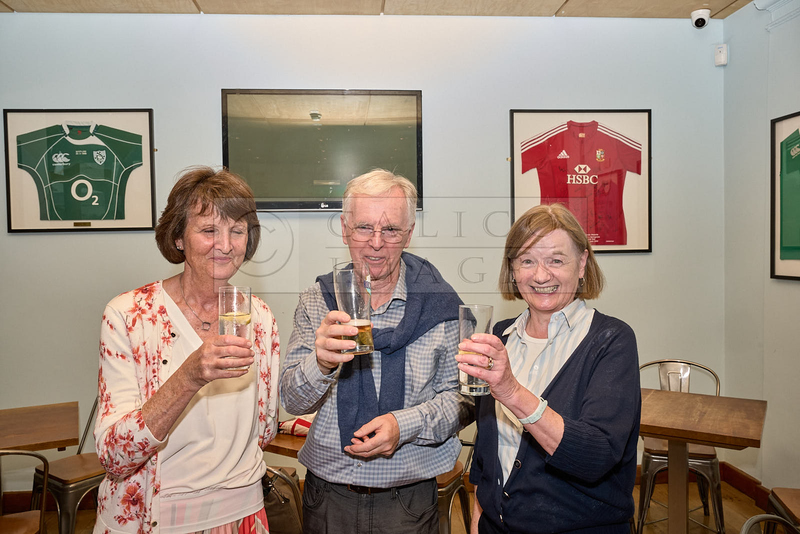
[769,488,800,530]
[637,359,724,534]
[740,514,800,534]
[436,439,473,534]
[0,449,49,534]
[31,397,104,534]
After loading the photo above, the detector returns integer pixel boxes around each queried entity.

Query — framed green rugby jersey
[4,109,155,232]
[17,122,143,221]
[770,109,800,280]
[779,128,800,260]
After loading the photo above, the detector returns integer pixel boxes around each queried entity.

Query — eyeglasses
[347,224,409,243]
[512,257,572,271]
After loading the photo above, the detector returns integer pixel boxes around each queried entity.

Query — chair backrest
[639,359,720,396]
[459,438,475,477]
[741,514,800,534]
[0,449,49,534]
[77,396,99,454]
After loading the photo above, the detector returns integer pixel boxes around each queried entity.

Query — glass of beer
[219,285,252,369]
[333,261,373,355]
[458,304,493,396]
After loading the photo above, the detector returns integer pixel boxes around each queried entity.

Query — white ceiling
[0,0,752,19]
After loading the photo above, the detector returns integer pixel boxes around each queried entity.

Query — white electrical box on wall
[715,44,728,66]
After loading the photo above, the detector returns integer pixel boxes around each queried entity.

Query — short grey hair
[342,169,417,228]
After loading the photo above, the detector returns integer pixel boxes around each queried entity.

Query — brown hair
[499,203,604,301]
[155,166,261,264]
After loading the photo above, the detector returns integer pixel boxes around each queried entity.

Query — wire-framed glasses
[347,224,409,243]
[512,256,572,271]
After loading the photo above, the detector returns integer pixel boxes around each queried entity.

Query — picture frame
[4,108,156,232]
[770,109,800,280]
[510,109,652,253]
[222,89,422,212]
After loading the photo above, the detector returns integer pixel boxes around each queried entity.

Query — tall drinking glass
[219,285,252,369]
[458,304,493,396]
[333,261,373,355]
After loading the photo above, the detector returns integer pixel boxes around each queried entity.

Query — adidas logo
[557,150,569,159]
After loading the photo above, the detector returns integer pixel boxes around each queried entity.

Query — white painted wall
[0,9,781,491]
[723,2,800,487]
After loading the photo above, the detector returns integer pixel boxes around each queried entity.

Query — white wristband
[518,397,548,425]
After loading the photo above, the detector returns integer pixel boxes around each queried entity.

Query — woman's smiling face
[176,205,248,283]
[512,229,588,322]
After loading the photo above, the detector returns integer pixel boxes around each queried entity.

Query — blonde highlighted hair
[499,203,604,301]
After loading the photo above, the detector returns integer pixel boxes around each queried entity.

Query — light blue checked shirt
[496,298,595,485]
[280,261,474,488]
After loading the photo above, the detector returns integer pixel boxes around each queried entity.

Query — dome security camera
[691,9,711,29]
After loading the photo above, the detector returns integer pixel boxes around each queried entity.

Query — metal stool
[31,397,104,534]
[436,440,473,534]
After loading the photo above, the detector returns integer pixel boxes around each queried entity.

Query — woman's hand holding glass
[181,335,255,389]
[456,333,522,405]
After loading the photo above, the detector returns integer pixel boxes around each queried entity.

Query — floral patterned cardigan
[93,281,280,534]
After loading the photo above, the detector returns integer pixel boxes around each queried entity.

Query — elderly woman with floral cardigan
[93,167,280,534]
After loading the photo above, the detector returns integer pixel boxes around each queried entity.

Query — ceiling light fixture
[310,110,322,121]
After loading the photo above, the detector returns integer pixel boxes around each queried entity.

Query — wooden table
[265,433,306,459]
[0,402,80,451]
[0,402,80,514]
[639,388,767,534]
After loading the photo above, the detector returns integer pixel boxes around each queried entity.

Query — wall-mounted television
[222,89,422,212]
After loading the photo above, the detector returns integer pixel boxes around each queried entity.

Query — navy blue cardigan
[470,310,641,534]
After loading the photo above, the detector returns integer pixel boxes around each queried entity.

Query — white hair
[341,169,417,228]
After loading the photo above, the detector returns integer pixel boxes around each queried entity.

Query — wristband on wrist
[518,397,548,425]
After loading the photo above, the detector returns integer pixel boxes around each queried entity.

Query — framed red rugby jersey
[512,110,652,253]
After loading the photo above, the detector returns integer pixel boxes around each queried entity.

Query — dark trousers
[302,470,439,534]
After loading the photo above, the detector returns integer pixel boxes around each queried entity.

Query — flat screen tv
[222,89,422,212]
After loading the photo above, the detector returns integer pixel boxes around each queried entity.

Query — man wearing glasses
[281,169,473,533]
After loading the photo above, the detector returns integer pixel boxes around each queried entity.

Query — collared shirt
[280,260,473,488]
[496,299,595,485]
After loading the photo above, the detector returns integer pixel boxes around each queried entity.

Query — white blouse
[157,293,264,533]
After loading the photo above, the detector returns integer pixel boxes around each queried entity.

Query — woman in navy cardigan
[456,204,640,534]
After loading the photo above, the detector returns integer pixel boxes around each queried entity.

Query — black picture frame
[4,108,156,232]
[510,109,652,253]
[770,109,800,280]
[222,89,423,212]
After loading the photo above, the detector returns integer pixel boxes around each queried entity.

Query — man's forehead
[348,196,409,225]
[351,211,404,223]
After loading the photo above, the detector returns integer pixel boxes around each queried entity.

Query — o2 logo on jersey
[93,150,107,165]
[71,179,100,206]
[52,152,70,166]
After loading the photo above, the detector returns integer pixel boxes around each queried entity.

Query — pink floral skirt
[189,507,269,534]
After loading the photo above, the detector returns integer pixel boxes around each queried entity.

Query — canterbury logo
[575,164,591,174]
[557,150,570,159]
[52,152,70,164]
[791,145,800,158]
